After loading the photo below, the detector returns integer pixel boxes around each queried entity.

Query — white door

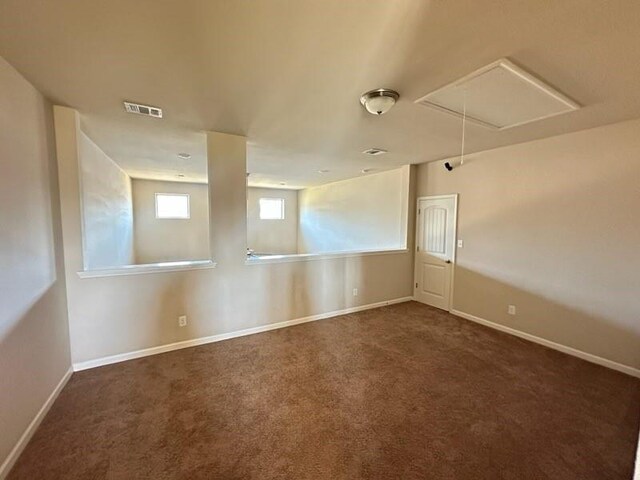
[414,195,457,310]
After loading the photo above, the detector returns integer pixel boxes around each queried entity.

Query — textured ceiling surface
[1,0,640,187]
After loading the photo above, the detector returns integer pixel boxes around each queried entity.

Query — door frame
[414,194,459,312]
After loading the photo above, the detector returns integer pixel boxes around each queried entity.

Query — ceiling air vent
[414,58,579,130]
[124,101,163,118]
[362,148,387,156]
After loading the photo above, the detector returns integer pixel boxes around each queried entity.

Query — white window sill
[77,260,217,278]
[245,248,408,265]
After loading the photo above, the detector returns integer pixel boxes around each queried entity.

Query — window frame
[155,193,191,220]
[259,197,285,220]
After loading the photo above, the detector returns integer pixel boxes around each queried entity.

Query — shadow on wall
[279,252,413,325]
[113,271,203,353]
[290,264,315,320]
[1,119,58,344]
[0,282,56,345]
[158,274,196,346]
[0,278,68,469]
[156,271,216,346]
[279,259,350,322]
[240,257,355,331]
[0,91,71,467]
[0,283,67,369]
[452,266,640,370]
[0,92,67,345]
[430,150,640,370]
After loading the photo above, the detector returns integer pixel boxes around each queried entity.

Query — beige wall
[79,131,134,269]
[247,187,298,254]
[298,167,410,254]
[132,179,210,264]
[417,118,640,370]
[53,109,415,365]
[0,58,71,471]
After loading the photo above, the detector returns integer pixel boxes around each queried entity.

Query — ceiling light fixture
[177,174,185,178]
[362,148,387,156]
[360,88,399,115]
[177,153,191,160]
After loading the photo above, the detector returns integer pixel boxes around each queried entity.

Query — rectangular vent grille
[124,101,163,118]
[363,148,387,156]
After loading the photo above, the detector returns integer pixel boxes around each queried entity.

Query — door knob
[445,260,452,264]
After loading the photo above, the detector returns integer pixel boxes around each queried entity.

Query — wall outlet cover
[178,315,188,327]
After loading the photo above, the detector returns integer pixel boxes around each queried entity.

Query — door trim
[414,194,459,311]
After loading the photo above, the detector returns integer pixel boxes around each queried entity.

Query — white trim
[77,259,216,278]
[245,248,408,265]
[451,309,640,378]
[73,297,413,371]
[0,367,73,479]
[416,194,457,201]
[449,195,459,311]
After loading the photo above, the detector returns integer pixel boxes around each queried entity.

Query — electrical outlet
[457,239,464,248]
[352,288,358,297]
[507,305,516,315]
[178,315,187,327]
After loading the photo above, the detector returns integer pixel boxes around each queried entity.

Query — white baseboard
[73,297,414,372]
[0,367,73,479]
[450,309,640,378]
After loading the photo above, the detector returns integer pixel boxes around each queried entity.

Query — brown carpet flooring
[9,301,640,479]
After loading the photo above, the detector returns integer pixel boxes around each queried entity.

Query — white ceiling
[1,0,640,187]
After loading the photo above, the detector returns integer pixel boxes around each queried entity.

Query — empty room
[1,1,639,479]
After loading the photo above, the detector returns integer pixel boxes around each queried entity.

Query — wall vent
[362,148,387,156]
[414,58,579,130]
[124,101,163,118]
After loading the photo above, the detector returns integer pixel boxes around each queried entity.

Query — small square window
[155,193,190,219]
[259,198,285,220]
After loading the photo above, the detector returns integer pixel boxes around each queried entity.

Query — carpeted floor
[8,301,640,479]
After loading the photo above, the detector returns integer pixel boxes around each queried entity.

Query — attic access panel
[414,59,580,130]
